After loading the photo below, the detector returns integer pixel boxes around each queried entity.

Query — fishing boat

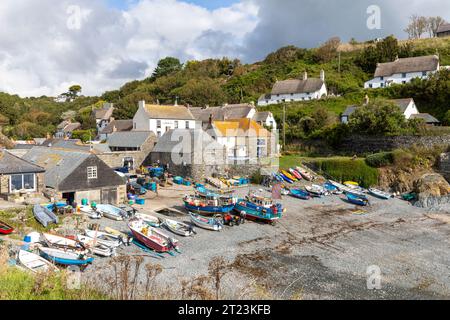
[33,204,59,228]
[346,193,369,206]
[305,185,326,197]
[79,205,102,219]
[0,221,14,235]
[84,230,122,248]
[42,233,85,251]
[183,195,235,215]
[368,188,392,200]
[163,219,196,237]
[39,247,94,266]
[76,235,116,257]
[289,168,303,180]
[128,218,179,252]
[289,188,311,200]
[18,250,59,273]
[94,204,126,221]
[234,193,284,225]
[189,212,223,231]
[195,187,238,204]
[135,212,164,227]
[296,166,314,181]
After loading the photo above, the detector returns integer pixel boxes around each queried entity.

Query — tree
[427,16,446,37]
[69,85,82,97]
[404,15,428,39]
[151,57,183,80]
[173,78,226,108]
[314,37,341,63]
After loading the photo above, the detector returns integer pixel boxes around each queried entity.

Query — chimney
[320,69,325,82]
[303,71,308,80]
[209,114,213,125]
[139,100,146,109]
[364,94,370,105]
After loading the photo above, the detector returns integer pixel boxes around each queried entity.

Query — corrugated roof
[152,129,223,154]
[410,113,440,123]
[271,78,324,95]
[22,147,90,189]
[144,104,195,120]
[107,131,154,148]
[374,55,439,77]
[213,119,270,137]
[0,149,45,175]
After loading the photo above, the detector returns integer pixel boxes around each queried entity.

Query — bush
[250,171,263,185]
[308,158,379,188]
[365,152,394,168]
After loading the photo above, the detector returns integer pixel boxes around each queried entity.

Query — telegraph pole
[283,100,286,149]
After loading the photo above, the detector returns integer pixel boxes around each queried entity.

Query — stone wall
[337,135,450,155]
[439,152,450,181]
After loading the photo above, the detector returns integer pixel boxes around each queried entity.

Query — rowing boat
[79,206,102,219]
[163,219,195,237]
[296,166,314,181]
[18,250,59,273]
[0,221,14,235]
[135,212,164,228]
[39,247,94,266]
[42,233,84,251]
[289,188,311,200]
[84,229,122,248]
[346,193,369,206]
[189,212,223,231]
[33,204,58,228]
[128,218,179,252]
[94,204,125,221]
[368,188,392,200]
[76,235,117,257]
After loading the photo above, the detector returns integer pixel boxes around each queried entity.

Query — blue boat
[346,193,369,206]
[39,247,94,266]
[323,182,340,194]
[279,173,294,184]
[290,188,311,200]
[184,195,235,215]
[234,193,284,225]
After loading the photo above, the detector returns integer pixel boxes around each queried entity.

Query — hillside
[0,36,449,140]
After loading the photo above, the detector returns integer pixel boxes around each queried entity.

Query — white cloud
[0,0,258,97]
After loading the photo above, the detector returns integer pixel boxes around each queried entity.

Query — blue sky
[107,0,239,10]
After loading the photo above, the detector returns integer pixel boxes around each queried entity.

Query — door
[101,188,117,205]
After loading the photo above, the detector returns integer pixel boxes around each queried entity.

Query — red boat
[0,221,14,235]
[128,218,178,253]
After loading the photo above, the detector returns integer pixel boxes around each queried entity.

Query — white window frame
[9,174,36,193]
[87,166,98,180]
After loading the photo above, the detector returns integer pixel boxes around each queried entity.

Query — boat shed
[22,147,126,205]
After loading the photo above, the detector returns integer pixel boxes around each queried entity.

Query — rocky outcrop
[413,173,450,199]
[438,152,450,182]
[377,167,431,193]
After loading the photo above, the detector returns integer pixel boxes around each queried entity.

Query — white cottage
[258,71,327,106]
[133,101,196,138]
[364,55,440,89]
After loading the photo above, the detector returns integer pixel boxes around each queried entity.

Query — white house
[341,98,439,125]
[364,55,440,89]
[133,101,196,138]
[93,103,115,133]
[258,70,327,106]
[190,103,277,130]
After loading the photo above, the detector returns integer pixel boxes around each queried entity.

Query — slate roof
[0,149,45,175]
[190,104,254,123]
[152,129,223,154]
[437,23,450,34]
[100,120,133,135]
[271,78,324,95]
[391,98,414,113]
[253,111,272,122]
[107,131,154,148]
[40,139,91,152]
[374,55,439,77]
[22,147,90,189]
[410,113,440,124]
[143,104,195,120]
[94,103,114,120]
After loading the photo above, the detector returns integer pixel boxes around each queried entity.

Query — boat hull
[129,229,170,252]
[184,201,235,215]
[0,221,14,235]
[39,248,94,266]
[189,213,223,231]
[290,189,310,200]
[234,201,282,223]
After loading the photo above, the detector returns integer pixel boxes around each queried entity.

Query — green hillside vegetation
[0,36,449,140]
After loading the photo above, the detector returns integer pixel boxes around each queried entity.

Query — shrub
[250,171,263,185]
[365,152,394,168]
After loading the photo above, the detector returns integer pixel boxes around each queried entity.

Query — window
[87,166,98,180]
[380,83,384,88]
[185,121,189,129]
[10,174,35,192]
[157,120,161,129]
[422,71,427,76]
[175,121,179,129]
[402,73,407,78]
[369,84,373,88]
[133,123,137,130]
[380,76,384,81]
[157,131,161,137]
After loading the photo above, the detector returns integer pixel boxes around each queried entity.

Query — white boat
[104,227,133,246]
[368,188,392,200]
[18,250,59,273]
[94,204,125,221]
[84,229,122,248]
[76,235,117,257]
[305,185,326,197]
[135,212,163,227]
[33,204,58,228]
[41,233,84,251]
[79,205,102,219]
[329,180,367,199]
[296,166,314,181]
[189,212,223,231]
[163,219,195,237]
[39,247,94,266]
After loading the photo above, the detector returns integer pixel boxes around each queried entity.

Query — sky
[0,0,448,97]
